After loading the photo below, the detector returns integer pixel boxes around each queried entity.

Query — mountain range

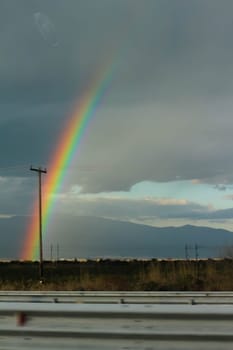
[0,215,233,260]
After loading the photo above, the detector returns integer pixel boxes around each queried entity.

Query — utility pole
[30,166,47,281]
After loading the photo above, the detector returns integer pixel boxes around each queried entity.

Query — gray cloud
[0,176,34,215]
[214,184,227,191]
[54,194,210,222]
[1,0,233,194]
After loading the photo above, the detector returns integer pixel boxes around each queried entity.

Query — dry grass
[0,259,232,291]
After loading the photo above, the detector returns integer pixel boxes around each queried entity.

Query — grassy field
[0,259,232,291]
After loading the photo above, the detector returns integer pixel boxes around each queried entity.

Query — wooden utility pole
[30,166,47,281]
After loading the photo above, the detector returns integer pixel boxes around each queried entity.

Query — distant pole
[30,166,47,281]
[57,243,59,262]
[185,244,189,260]
[195,244,199,260]
[195,244,200,280]
[50,244,53,261]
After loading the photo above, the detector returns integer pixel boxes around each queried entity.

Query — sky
[1,0,233,258]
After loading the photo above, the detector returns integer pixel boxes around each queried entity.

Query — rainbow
[21,58,116,260]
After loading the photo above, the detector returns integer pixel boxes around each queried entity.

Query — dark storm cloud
[1,0,233,194]
[0,176,34,214]
[0,102,68,170]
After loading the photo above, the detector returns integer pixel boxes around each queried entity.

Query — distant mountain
[47,216,233,259]
[0,215,233,260]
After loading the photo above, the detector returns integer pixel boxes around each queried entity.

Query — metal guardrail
[0,291,233,304]
[0,302,232,349]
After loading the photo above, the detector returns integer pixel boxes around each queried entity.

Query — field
[0,259,232,291]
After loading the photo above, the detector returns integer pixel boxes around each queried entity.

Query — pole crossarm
[30,166,47,174]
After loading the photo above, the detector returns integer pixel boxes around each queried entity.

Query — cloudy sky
[1,0,233,256]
